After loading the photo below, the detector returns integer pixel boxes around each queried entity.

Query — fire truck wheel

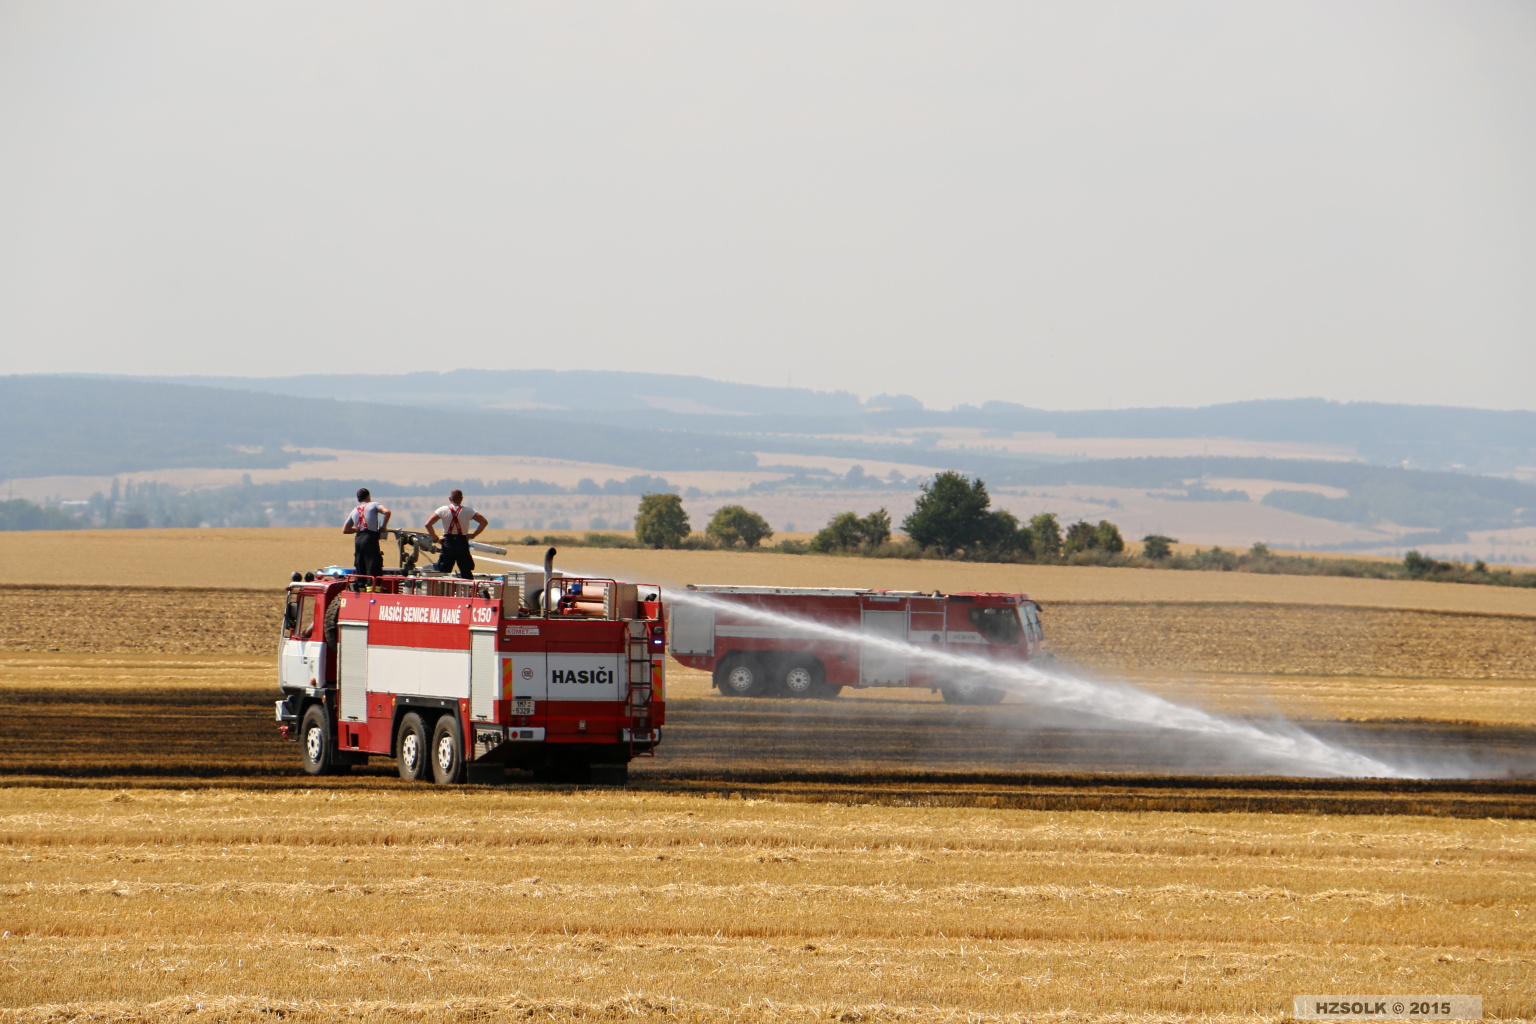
[396,713,430,781]
[323,600,340,645]
[780,659,824,698]
[716,655,767,697]
[430,715,466,785]
[299,704,338,775]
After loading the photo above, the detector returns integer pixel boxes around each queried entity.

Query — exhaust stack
[543,547,557,617]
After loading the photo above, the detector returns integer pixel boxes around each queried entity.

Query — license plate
[513,698,536,717]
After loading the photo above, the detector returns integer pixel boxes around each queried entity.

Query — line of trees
[901,471,1122,563]
[632,495,775,550]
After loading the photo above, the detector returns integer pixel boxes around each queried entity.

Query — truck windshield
[968,605,1021,645]
[1020,604,1042,641]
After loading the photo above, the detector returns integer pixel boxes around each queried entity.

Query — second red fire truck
[668,585,1045,703]
[276,549,665,784]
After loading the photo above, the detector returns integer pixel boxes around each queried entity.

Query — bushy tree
[1028,513,1062,560]
[706,505,773,549]
[1094,520,1125,554]
[902,473,1004,556]
[810,512,863,553]
[1063,520,1099,555]
[1403,549,1450,578]
[859,508,892,548]
[1065,518,1127,556]
[809,508,892,553]
[634,493,690,549]
[1141,534,1176,560]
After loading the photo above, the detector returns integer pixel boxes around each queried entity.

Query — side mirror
[283,603,298,632]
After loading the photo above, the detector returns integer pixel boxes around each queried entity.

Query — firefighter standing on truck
[425,489,488,579]
[342,487,392,578]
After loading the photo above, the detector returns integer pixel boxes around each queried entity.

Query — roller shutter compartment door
[470,628,498,722]
[669,604,715,657]
[338,623,370,723]
[860,609,910,686]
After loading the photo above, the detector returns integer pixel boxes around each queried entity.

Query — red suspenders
[447,504,463,534]
[354,504,369,530]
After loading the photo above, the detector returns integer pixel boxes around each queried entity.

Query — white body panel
[364,645,470,699]
[279,637,322,690]
[506,653,546,701]
[547,652,625,702]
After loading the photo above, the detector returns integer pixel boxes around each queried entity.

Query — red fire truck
[275,550,664,784]
[668,585,1044,703]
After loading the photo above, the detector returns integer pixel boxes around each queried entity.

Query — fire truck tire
[299,704,339,775]
[430,715,466,785]
[716,655,767,697]
[779,658,824,698]
[323,599,340,645]
[396,713,430,781]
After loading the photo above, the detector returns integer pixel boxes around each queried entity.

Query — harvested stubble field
[1,788,1533,1023]
[3,530,1535,1021]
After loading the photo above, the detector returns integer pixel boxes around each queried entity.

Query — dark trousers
[436,534,475,578]
[353,529,383,578]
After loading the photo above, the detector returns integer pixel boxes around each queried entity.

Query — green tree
[858,508,892,548]
[634,493,690,549]
[902,473,999,556]
[1141,534,1176,560]
[0,498,82,531]
[706,505,773,549]
[810,512,862,553]
[809,508,894,554]
[1028,513,1062,560]
[1063,519,1099,554]
[1093,520,1125,554]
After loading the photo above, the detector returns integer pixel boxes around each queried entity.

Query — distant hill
[0,377,757,479]
[6,374,1536,544]
[149,370,1536,474]
[997,456,1536,536]
[154,369,867,419]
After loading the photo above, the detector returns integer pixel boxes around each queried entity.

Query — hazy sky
[3,2,1533,411]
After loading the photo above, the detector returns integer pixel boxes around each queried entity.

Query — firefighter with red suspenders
[425,488,489,579]
[342,487,393,578]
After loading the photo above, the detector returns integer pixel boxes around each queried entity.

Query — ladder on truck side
[626,620,655,757]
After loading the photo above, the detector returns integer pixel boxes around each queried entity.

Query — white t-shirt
[434,503,477,535]
[346,502,385,531]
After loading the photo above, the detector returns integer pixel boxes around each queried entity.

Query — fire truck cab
[669,585,1044,704]
[276,561,665,784]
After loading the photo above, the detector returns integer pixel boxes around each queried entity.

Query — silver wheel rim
[401,733,419,772]
[727,667,755,693]
[437,734,455,774]
[305,726,323,763]
[784,667,813,693]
